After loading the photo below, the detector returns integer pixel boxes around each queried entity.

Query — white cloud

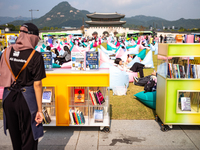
[9,5,20,10]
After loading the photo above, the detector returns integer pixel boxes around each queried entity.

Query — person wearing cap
[0,23,46,150]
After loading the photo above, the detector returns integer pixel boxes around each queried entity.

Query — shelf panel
[177,105,200,114]
[69,114,110,127]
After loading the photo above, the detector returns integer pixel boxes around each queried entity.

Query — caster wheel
[155,115,159,122]
[104,127,110,133]
[161,124,168,132]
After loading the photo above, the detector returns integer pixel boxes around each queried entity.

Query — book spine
[168,63,172,78]
[169,63,173,78]
[80,112,85,124]
[188,64,190,78]
[73,112,78,125]
[69,109,75,125]
[177,64,180,78]
[76,110,82,124]
[91,91,97,105]
[78,111,83,124]
[89,90,94,105]
[96,92,102,105]
[72,110,76,124]
[93,92,99,105]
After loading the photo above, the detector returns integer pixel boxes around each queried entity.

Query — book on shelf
[85,51,99,70]
[94,109,104,123]
[69,109,85,125]
[42,107,51,124]
[89,90,95,105]
[167,62,200,79]
[69,109,75,125]
[177,64,181,78]
[80,111,85,124]
[71,52,85,70]
[181,97,191,111]
[89,90,105,105]
[74,89,85,103]
[76,110,82,124]
[97,90,105,104]
[42,89,52,103]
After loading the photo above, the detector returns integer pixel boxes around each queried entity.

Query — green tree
[50,27,54,30]
[55,27,58,30]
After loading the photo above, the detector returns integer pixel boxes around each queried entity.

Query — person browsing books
[0,23,46,150]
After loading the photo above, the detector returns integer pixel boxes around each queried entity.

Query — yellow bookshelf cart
[41,68,110,131]
[156,43,200,131]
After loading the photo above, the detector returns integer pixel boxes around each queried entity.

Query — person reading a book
[55,45,71,65]
[0,23,46,150]
[114,57,145,78]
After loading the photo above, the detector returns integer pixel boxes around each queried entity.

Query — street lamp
[29,9,39,23]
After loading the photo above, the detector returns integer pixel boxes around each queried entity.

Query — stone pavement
[0,120,200,150]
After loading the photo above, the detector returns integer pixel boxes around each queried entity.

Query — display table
[42,68,110,131]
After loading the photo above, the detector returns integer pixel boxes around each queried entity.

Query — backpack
[144,80,155,93]
[134,75,151,86]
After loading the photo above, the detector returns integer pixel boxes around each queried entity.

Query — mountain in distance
[6,1,90,28]
[0,16,32,25]
[123,15,200,29]
[2,1,200,29]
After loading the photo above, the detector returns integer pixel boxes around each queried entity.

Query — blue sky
[0,0,199,20]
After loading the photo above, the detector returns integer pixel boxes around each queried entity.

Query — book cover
[71,52,85,70]
[42,90,52,103]
[85,51,99,70]
[69,109,75,125]
[94,109,104,123]
[42,108,51,124]
[181,97,191,111]
[74,89,85,103]
[93,92,100,105]
[97,90,105,104]
[89,90,95,105]
[41,52,52,70]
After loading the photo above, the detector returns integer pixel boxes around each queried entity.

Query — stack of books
[69,109,85,125]
[89,90,105,105]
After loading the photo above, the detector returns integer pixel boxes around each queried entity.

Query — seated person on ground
[55,46,71,65]
[114,58,145,78]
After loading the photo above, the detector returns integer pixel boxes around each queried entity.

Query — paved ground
[0,120,200,150]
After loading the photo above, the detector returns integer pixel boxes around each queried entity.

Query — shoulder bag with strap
[4,48,36,85]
